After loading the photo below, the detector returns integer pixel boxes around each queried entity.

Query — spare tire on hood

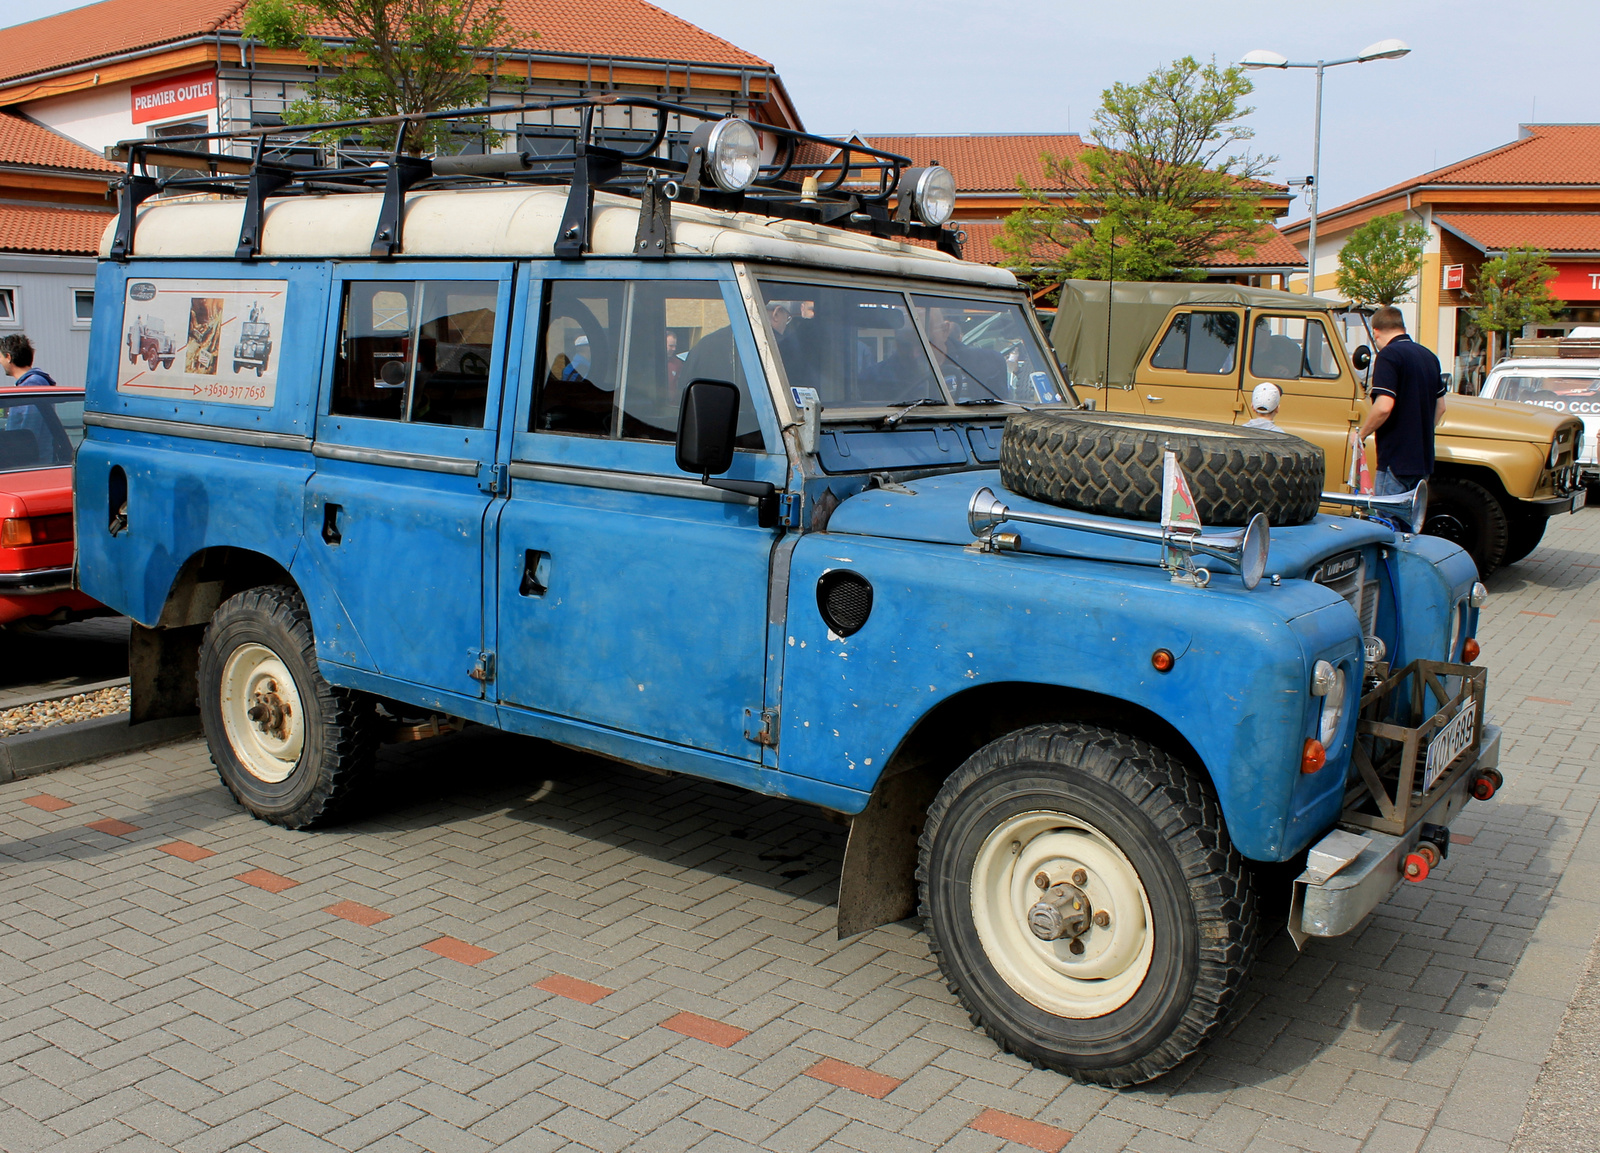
[999,410,1324,527]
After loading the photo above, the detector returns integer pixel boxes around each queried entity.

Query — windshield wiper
[880,398,940,428]
[953,397,1008,406]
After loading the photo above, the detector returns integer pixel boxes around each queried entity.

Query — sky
[3,0,1597,216]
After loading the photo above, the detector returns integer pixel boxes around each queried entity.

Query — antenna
[1104,221,1115,411]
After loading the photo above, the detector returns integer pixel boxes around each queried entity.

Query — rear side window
[331,280,499,427]
[1149,312,1240,375]
[0,397,80,470]
[533,280,764,450]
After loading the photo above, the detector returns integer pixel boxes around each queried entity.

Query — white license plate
[1573,489,1588,513]
[1424,697,1477,792]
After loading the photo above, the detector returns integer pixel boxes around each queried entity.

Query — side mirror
[1352,345,1372,372]
[676,379,740,477]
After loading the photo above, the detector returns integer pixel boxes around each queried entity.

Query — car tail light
[1,513,74,547]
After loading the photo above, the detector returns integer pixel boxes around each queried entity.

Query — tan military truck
[1051,281,1586,575]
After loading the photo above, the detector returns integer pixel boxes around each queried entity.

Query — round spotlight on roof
[1239,48,1289,69]
[899,165,957,226]
[1358,38,1411,62]
[691,118,761,193]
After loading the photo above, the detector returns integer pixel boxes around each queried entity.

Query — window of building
[72,289,94,328]
[0,288,16,326]
[330,280,499,427]
[148,119,210,185]
[1149,312,1240,375]
[533,280,764,450]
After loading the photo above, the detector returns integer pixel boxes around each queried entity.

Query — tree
[1467,247,1564,361]
[242,0,524,156]
[1334,212,1428,307]
[994,56,1277,285]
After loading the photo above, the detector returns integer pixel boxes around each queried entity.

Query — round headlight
[1310,659,1337,696]
[1317,666,1348,746]
[703,118,760,192]
[1469,581,1488,608]
[900,165,956,226]
[1549,437,1562,468]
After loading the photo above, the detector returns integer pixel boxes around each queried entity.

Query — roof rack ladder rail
[633,175,674,258]
[235,139,296,260]
[110,151,159,263]
[369,135,434,259]
[555,106,623,260]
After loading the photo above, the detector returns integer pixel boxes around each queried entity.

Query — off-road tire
[1000,411,1324,527]
[198,585,378,829]
[1424,477,1510,576]
[1501,510,1547,567]
[917,723,1258,1087]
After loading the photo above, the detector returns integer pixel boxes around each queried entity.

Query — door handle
[321,503,342,545]
[519,550,551,597]
[1145,395,1165,403]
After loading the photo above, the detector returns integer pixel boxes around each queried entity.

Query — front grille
[1313,550,1378,637]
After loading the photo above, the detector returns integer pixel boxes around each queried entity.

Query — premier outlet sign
[131,69,218,125]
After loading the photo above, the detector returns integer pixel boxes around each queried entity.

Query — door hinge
[778,492,802,529]
[470,651,496,683]
[478,462,508,495]
[744,706,778,747]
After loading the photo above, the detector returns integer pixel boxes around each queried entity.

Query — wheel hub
[219,643,306,784]
[1027,877,1093,945]
[246,680,292,741]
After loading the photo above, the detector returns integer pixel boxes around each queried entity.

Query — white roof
[1492,359,1600,372]
[100,185,1016,288]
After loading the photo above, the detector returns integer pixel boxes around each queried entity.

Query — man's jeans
[1375,468,1427,496]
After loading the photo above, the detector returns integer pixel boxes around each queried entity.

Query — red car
[0,385,104,627]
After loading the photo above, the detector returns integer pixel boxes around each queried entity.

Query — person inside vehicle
[925,307,1006,401]
[1244,382,1283,431]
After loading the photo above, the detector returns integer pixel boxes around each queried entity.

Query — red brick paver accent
[661,1011,749,1047]
[22,794,72,812]
[1452,833,1475,846]
[157,840,216,862]
[235,868,299,893]
[422,936,496,965]
[804,1057,902,1099]
[535,974,614,1004]
[1525,696,1574,706]
[84,818,139,836]
[1520,611,1557,618]
[324,901,391,927]
[968,1109,1074,1153]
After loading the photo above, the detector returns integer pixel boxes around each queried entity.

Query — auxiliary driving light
[690,118,761,192]
[1301,738,1327,775]
[898,165,956,226]
[1462,638,1480,663]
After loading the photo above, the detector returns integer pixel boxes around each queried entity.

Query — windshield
[1486,369,1600,403]
[0,395,82,471]
[758,280,1066,411]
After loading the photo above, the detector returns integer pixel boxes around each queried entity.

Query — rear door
[300,264,515,698]
[1135,308,1245,421]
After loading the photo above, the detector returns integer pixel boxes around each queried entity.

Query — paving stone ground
[1,509,1598,1153]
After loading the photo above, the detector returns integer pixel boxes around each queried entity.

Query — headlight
[1310,659,1337,696]
[899,165,956,226]
[1317,665,1348,747]
[1469,581,1487,608]
[1550,437,1562,468]
[692,118,761,192]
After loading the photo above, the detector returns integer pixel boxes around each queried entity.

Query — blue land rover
[77,99,1502,1086]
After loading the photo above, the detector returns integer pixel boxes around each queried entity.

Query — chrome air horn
[967,487,1272,590]
[1318,481,1427,533]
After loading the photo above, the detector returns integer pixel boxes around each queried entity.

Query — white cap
[1250,382,1282,414]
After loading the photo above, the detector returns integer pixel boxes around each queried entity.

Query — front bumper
[0,565,73,593]
[1526,489,1588,518]
[1287,723,1501,947]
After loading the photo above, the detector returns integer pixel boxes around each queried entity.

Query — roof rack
[104,95,964,263]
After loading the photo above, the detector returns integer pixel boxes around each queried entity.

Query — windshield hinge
[744,706,778,747]
[478,462,508,496]
[778,492,801,529]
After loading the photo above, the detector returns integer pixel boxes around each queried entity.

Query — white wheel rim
[970,810,1155,1018]
[219,643,305,784]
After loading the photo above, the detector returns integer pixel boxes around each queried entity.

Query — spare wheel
[999,411,1324,527]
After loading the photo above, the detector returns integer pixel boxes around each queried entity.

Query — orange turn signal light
[1301,738,1327,775]
[0,518,28,547]
[1,514,72,548]
[1151,648,1175,673]
[1462,638,1480,663]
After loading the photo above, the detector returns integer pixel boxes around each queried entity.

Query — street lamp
[1240,40,1412,296]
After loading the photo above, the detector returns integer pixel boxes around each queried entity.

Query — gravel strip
[0,686,131,737]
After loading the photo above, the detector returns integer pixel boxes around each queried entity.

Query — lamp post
[1240,39,1411,296]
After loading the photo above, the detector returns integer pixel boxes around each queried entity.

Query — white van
[1481,358,1599,487]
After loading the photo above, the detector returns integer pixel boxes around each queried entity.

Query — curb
[0,713,202,783]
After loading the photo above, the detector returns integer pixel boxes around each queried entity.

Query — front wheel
[1501,510,1547,567]
[198,585,378,828]
[918,723,1257,1087]
[1424,477,1509,576]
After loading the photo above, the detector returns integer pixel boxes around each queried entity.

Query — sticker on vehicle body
[116,278,288,407]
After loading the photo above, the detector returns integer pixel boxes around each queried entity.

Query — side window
[331,280,498,427]
[1251,316,1341,381]
[1150,314,1189,369]
[1185,312,1239,374]
[533,280,764,450]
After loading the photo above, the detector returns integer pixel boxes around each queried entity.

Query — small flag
[1160,451,1203,533]
[1355,439,1374,495]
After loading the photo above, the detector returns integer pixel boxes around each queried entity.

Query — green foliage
[1467,247,1564,335]
[1333,212,1428,307]
[995,56,1277,285]
[240,0,526,155]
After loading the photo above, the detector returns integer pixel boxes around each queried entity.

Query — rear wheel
[198,585,377,828]
[1501,511,1548,567]
[1424,477,1509,576]
[918,723,1258,1086]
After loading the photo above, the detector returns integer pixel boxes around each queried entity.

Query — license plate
[1573,489,1588,513]
[1424,697,1477,792]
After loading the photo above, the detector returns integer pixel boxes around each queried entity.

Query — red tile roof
[0,203,113,255]
[0,0,769,86]
[863,134,1092,193]
[1287,124,1600,234]
[954,220,1304,270]
[1436,213,1600,254]
[0,112,119,173]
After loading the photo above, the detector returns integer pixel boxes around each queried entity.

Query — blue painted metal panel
[818,426,972,473]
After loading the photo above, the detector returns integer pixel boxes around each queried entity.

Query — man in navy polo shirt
[1352,306,1446,495]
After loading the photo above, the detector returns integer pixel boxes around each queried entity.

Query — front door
[302,265,515,698]
[1135,308,1246,421]
[494,270,786,760]
[1242,313,1358,487]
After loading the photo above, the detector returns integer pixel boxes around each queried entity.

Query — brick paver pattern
[1,508,1597,1153]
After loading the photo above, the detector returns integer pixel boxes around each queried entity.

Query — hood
[0,466,72,519]
[1443,393,1581,444]
[825,470,1396,578]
